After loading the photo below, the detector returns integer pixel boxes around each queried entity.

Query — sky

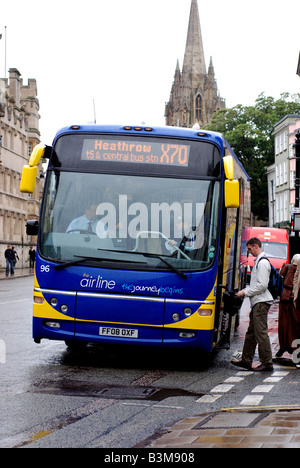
[0,0,299,145]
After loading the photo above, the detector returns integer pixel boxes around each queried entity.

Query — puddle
[30,379,202,401]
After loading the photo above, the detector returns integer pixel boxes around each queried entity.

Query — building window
[284,160,288,184]
[279,163,284,185]
[284,191,288,221]
[275,131,288,155]
[28,142,33,159]
[283,131,288,151]
[290,170,295,189]
[195,94,202,122]
[276,165,279,187]
[276,195,280,223]
[275,136,279,155]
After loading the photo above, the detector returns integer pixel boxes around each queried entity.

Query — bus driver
[66,203,106,237]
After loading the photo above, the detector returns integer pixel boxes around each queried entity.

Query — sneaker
[231,351,243,362]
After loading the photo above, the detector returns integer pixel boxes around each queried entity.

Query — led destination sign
[81,139,190,167]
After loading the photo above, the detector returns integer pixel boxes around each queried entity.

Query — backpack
[257,257,283,299]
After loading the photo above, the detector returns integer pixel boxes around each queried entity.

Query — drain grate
[97,387,159,399]
[194,412,268,430]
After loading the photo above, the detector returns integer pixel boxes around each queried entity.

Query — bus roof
[53,124,251,181]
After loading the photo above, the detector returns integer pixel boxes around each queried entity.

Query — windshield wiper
[54,254,147,271]
[55,251,187,279]
[97,248,188,280]
[142,252,188,280]
[54,256,95,271]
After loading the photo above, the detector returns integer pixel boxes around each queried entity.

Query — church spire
[182,0,206,78]
[165,0,225,128]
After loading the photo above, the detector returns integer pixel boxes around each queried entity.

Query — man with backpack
[232,237,274,372]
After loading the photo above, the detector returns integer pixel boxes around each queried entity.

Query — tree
[207,93,300,220]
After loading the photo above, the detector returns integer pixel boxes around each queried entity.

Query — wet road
[0,276,299,448]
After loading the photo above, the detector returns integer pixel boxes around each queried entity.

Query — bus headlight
[34,296,44,304]
[183,307,193,317]
[60,305,69,314]
[198,309,213,317]
[172,313,180,322]
[50,297,58,307]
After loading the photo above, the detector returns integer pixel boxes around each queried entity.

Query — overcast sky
[1,0,299,144]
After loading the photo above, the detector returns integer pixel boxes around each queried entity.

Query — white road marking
[240,395,264,406]
[196,395,222,403]
[224,376,244,383]
[264,376,283,383]
[210,384,234,393]
[251,385,274,393]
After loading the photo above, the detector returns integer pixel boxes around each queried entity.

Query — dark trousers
[6,259,14,276]
[242,302,273,366]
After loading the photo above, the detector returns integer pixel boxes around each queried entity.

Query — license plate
[99,326,139,339]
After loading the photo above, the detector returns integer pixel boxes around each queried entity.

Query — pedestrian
[231,237,274,372]
[12,247,19,267]
[276,254,300,358]
[293,262,300,309]
[4,244,16,277]
[293,265,300,369]
[28,246,36,268]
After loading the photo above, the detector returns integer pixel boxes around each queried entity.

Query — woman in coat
[276,254,300,358]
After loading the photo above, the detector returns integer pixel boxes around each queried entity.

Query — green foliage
[207,93,300,220]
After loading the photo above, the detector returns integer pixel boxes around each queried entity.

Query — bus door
[74,292,165,347]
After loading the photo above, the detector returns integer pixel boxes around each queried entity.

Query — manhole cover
[194,412,267,429]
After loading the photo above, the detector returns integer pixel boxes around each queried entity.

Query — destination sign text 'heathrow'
[81,139,190,167]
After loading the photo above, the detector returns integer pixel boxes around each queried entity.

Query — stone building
[165,0,225,128]
[267,114,300,229]
[0,68,42,269]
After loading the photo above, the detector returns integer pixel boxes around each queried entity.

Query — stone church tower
[165,0,225,128]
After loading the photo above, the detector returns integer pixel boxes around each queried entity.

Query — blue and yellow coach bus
[20,124,251,353]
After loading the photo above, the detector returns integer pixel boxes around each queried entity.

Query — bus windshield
[262,242,288,260]
[242,241,288,260]
[40,170,220,272]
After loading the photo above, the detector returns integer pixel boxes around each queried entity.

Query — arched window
[195,94,202,121]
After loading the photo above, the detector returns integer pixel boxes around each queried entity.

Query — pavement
[1,268,300,448]
[144,299,300,449]
[144,410,300,448]
[0,267,34,280]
